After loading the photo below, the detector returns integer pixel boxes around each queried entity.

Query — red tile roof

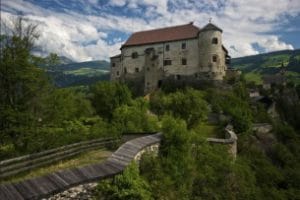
[121,23,200,48]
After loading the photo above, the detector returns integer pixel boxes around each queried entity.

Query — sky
[1,0,300,62]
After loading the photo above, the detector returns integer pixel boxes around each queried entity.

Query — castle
[110,22,231,93]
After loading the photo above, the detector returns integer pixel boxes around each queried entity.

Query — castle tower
[198,22,226,80]
[144,48,163,94]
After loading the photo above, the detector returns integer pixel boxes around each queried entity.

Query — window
[212,55,217,62]
[164,59,172,66]
[176,75,181,80]
[116,71,119,76]
[112,63,115,67]
[165,44,170,51]
[135,68,139,73]
[131,52,138,59]
[182,58,187,65]
[147,67,150,71]
[212,38,218,44]
[124,67,127,74]
[181,42,186,49]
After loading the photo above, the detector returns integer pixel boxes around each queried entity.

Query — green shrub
[96,162,153,200]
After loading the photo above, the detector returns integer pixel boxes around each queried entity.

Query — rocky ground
[43,182,98,200]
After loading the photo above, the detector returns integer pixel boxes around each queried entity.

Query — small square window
[112,63,115,67]
[165,44,170,51]
[116,71,119,76]
[176,75,181,80]
[135,68,139,72]
[212,38,218,44]
[164,60,172,66]
[181,43,186,49]
[131,52,138,59]
[182,58,187,65]
[212,55,217,62]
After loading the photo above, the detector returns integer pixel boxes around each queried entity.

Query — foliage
[96,162,153,200]
[275,87,300,130]
[112,98,159,133]
[150,89,209,127]
[90,81,132,120]
[40,88,94,125]
[0,18,119,159]
[0,17,51,151]
[207,88,252,133]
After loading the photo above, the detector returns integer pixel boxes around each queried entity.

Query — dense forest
[1,19,300,199]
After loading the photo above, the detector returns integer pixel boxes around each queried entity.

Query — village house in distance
[110,22,231,93]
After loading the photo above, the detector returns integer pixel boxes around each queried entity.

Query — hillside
[231,49,300,84]
[48,59,110,87]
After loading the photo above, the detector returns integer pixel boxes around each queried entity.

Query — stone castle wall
[198,30,226,80]
[110,26,228,92]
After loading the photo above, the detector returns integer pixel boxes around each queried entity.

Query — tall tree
[0,17,50,147]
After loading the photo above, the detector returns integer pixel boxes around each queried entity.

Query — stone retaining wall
[207,125,238,159]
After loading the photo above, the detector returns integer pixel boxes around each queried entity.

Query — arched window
[212,37,218,44]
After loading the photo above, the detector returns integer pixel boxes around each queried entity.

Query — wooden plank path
[0,133,162,200]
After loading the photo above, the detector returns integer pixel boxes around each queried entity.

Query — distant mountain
[47,59,110,87]
[55,60,110,71]
[58,56,74,65]
[231,49,300,84]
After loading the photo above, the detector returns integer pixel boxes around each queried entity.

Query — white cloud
[1,0,299,61]
[260,36,294,52]
[109,0,126,7]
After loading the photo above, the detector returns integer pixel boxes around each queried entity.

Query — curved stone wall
[206,125,238,159]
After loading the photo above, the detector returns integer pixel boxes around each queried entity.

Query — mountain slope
[231,49,300,84]
[48,60,110,87]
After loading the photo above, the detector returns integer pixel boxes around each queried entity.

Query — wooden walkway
[0,133,162,200]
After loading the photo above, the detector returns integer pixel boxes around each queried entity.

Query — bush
[96,162,153,200]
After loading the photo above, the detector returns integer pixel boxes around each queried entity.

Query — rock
[44,182,98,199]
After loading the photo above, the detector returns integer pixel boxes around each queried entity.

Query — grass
[244,72,263,85]
[193,123,220,138]
[1,149,112,184]
[262,54,290,68]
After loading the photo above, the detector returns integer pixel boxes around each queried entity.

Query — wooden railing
[0,137,118,179]
[0,133,162,200]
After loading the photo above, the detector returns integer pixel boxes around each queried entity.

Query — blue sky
[1,0,300,61]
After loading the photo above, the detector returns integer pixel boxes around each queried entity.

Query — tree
[150,89,209,127]
[90,81,132,120]
[112,98,159,133]
[0,17,50,147]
